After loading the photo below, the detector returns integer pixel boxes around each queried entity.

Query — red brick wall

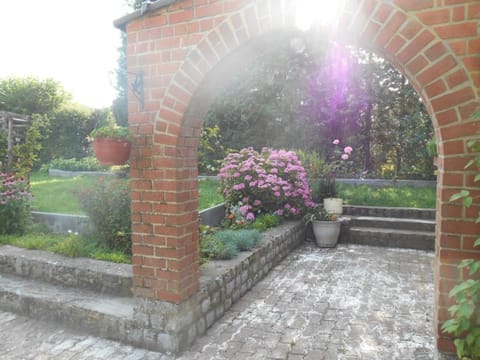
[122,0,479,352]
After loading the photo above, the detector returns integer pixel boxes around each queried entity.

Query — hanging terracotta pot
[93,137,131,166]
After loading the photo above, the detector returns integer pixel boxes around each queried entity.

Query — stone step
[340,227,435,251]
[0,245,133,296]
[346,216,436,232]
[0,272,147,348]
[342,205,436,220]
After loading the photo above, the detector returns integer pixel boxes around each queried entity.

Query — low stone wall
[133,220,305,353]
[33,204,226,234]
[32,211,94,235]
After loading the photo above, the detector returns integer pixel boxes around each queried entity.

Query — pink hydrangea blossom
[332,139,340,145]
[344,146,353,154]
[341,154,349,160]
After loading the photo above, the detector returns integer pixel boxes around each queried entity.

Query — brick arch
[117,0,480,353]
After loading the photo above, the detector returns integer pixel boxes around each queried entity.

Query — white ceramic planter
[323,197,343,215]
[312,220,341,248]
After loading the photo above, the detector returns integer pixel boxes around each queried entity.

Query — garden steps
[340,206,436,251]
[0,272,142,345]
[342,205,436,220]
[0,245,162,350]
[0,245,133,296]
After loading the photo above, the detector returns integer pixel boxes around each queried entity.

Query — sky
[0,1,131,109]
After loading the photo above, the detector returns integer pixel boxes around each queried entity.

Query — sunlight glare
[295,0,344,31]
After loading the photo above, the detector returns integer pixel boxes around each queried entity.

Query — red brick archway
[115,0,480,353]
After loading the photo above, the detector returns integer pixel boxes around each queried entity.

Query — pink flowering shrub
[0,173,32,234]
[218,148,314,222]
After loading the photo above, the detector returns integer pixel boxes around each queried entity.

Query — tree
[40,104,97,162]
[205,38,434,179]
[0,77,70,116]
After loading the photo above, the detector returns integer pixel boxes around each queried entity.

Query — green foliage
[336,183,436,209]
[78,177,131,253]
[50,231,84,257]
[40,104,96,162]
[30,172,98,214]
[199,126,229,175]
[200,229,263,261]
[198,179,223,210]
[11,114,50,177]
[0,173,32,235]
[40,157,106,173]
[442,109,480,359]
[200,233,238,261]
[89,124,132,141]
[305,204,338,222]
[0,231,131,264]
[91,250,131,264]
[250,213,281,231]
[205,39,434,180]
[0,77,70,115]
[426,136,437,158]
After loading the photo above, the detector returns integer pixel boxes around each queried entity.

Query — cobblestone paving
[0,244,437,359]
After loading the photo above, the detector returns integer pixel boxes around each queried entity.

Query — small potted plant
[305,204,341,248]
[89,124,132,166]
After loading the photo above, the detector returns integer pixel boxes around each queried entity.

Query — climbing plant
[442,109,480,360]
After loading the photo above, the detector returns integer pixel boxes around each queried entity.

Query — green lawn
[30,173,223,215]
[336,183,436,209]
[30,173,97,214]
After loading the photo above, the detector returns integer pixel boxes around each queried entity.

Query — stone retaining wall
[133,220,305,353]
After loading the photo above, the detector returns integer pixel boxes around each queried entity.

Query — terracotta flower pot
[93,138,131,166]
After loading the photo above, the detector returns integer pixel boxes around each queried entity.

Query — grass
[0,228,131,264]
[336,183,436,209]
[30,172,223,214]
[199,179,223,210]
[30,172,97,214]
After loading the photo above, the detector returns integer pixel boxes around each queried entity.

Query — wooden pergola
[0,111,31,172]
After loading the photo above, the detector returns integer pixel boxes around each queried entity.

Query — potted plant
[320,139,353,215]
[89,125,132,166]
[305,204,341,248]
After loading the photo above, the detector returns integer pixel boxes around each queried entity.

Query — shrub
[200,234,238,261]
[0,173,32,234]
[442,119,480,359]
[218,148,314,223]
[40,157,106,172]
[200,229,263,261]
[50,231,84,257]
[78,177,131,253]
[251,213,281,231]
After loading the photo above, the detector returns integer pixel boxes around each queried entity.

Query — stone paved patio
[0,244,439,359]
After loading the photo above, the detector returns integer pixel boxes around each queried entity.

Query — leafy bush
[40,104,96,163]
[218,148,313,223]
[40,157,106,172]
[200,229,263,261]
[442,117,480,359]
[198,126,229,175]
[50,231,84,257]
[251,213,281,231]
[78,177,131,254]
[0,173,32,234]
[200,234,238,261]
